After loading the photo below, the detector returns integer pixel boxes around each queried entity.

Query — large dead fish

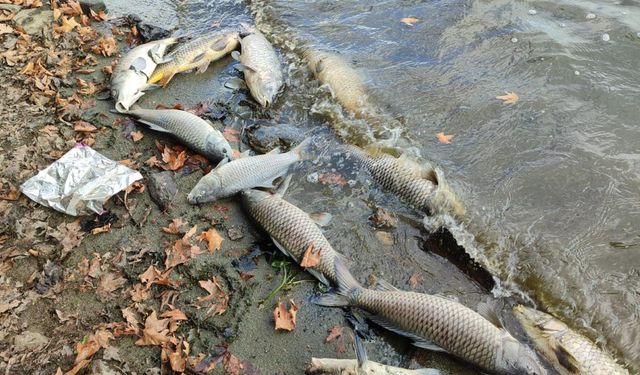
[312,262,547,375]
[513,305,630,375]
[307,358,439,375]
[122,108,233,162]
[344,145,464,217]
[231,32,283,107]
[111,38,178,112]
[148,31,239,87]
[188,139,309,204]
[240,184,342,286]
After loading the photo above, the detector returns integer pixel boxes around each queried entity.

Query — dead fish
[231,32,283,107]
[111,38,178,112]
[307,358,439,375]
[313,262,547,375]
[123,107,233,162]
[188,138,310,204]
[303,49,373,118]
[148,31,239,87]
[513,305,630,375]
[240,184,343,286]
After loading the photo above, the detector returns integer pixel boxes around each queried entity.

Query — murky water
[107,0,640,372]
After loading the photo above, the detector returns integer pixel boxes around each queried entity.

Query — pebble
[147,171,177,211]
[227,227,244,241]
[586,13,596,19]
[602,33,610,42]
[511,37,518,43]
[307,172,319,184]
[574,71,580,76]
[528,9,537,15]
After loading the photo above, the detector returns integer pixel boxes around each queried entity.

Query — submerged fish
[188,139,309,204]
[313,262,547,375]
[240,186,343,286]
[513,305,629,375]
[345,145,464,217]
[111,38,178,112]
[232,32,283,107]
[148,31,239,87]
[123,108,233,162]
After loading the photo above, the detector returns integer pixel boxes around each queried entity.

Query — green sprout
[259,260,307,306]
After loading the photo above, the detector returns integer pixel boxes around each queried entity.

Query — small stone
[369,207,398,229]
[585,13,596,19]
[13,331,49,351]
[528,9,537,15]
[602,33,610,42]
[511,37,518,43]
[307,172,319,184]
[147,171,177,211]
[574,70,580,76]
[79,0,106,14]
[226,227,244,241]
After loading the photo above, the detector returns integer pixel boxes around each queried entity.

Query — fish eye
[222,149,228,154]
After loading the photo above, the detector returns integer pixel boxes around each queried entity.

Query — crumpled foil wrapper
[20,145,143,216]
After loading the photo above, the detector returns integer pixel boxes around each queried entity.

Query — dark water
[107,0,640,372]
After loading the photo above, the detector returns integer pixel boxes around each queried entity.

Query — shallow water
[107,0,640,372]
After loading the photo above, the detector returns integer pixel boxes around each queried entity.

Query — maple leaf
[65,328,113,374]
[145,155,161,167]
[196,277,229,317]
[161,147,187,171]
[273,300,298,331]
[160,309,188,321]
[121,307,140,333]
[49,221,84,258]
[90,9,108,22]
[162,218,185,234]
[61,0,83,16]
[165,338,188,372]
[73,121,97,132]
[325,325,345,343]
[93,37,117,57]
[496,91,519,104]
[97,272,127,298]
[139,265,177,288]
[300,243,321,268]
[165,237,202,269]
[408,272,423,289]
[318,172,348,186]
[54,16,80,34]
[135,311,172,346]
[401,17,419,26]
[436,132,454,144]
[130,283,150,302]
[130,131,143,142]
[198,228,224,253]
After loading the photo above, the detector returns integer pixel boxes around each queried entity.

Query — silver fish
[240,186,343,286]
[345,145,464,217]
[232,32,283,107]
[313,262,547,375]
[111,38,178,112]
[188,139,310,204]
[123,108,233,162]
[513,305,630,375]
[307,358,439,375]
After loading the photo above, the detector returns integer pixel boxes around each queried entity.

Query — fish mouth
[115,101,129,113]
[187,194,199,204]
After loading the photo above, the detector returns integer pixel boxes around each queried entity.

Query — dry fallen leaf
[131,131,143,142]
[496,91,519,104]
[97,272,127,297]
[91,223,110,235]
[162,147,187,171]
[196,277,229,317]
[300,243,321,268]
[436,132,454,144]
[49,221,84,258]
[162,218,185,234]
[73,121,97,132]
[135,311,172,346]
[325,325,345,343]
[198,228,224,253]
[54,16,80,34]
[65,328,113,375]
[274,300,298,331]
[401,17,420,26]
[165,338,188,372]
[139,265,178,289]
[408,272,423,289]
[165,236,202,269]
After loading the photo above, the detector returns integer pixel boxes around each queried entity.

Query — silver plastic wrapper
[20,145,143,216]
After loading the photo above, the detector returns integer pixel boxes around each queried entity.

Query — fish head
[204,134,234,162]
[112,74,145,113]
[253,76,281,107]
[187,174,221,204]
[500,335,548,375]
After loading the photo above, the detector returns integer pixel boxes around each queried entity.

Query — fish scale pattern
[242,189,341,285]
[355,289,502,372]
[559,330,629,374]
[239,33,283,106]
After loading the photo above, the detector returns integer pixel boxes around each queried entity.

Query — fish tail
[310,259,361,307]
[429,166,465,218]
[292,137,314,160]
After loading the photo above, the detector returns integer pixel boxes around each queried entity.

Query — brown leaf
[198,228,224,253]
[145,155,161,167]
[73,121,97,132]
[90,9,108,21]
[54,16,80,34]
[196,277,229,317]
[130,283,149,302]
[318,172,348,186]
[50,221,84,258]
[66,328,113,374]
[408,272,423,289]
[93,36,117,57]
[165,237,201,269]
[401,17,420,26]
[161,147,187,171]
[139,265,177,288]
[135,311,171,346]
[97,272,127,297]
[160,309,188,322]
[130,131,143,142]
[162,218,185,234]
[496,91,519,104]
[273,300,298,331]
[90,223,111,235]
[325,325,345,343]
[300,243,321,268]
[436,132,454,144]
[166,339,188,372]
[121,307,140,333]
[0,184,19,201]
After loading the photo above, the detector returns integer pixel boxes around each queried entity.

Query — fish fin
[267,147,281,155]
[306,268,330,286]
[292,137,313,160]
[308,212,332,227]
[477,302,503,329]
[319,83,336,98]
[275,175,292,197]
[334,258,362,294]
[315,59,325,74]
[366,313,448,353]
[155,54,175,64]
[148,45,163,63]
[271,237,297,262]
[130,57,147,74]
[224,77,247,90]
[553,344,581,373]
[309,292,349,307]
[375,279,400,292]
[136,119,171,133]
[232,63,244,72]
[159,73,175,88]
[231,50,241,61]
[411,339,448,353]
[238,149,252,158]
[354,330,368,368]
[144,83,162,91]
[191,51,207,63]
[196,61,211,74]
[211,36,229,51]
